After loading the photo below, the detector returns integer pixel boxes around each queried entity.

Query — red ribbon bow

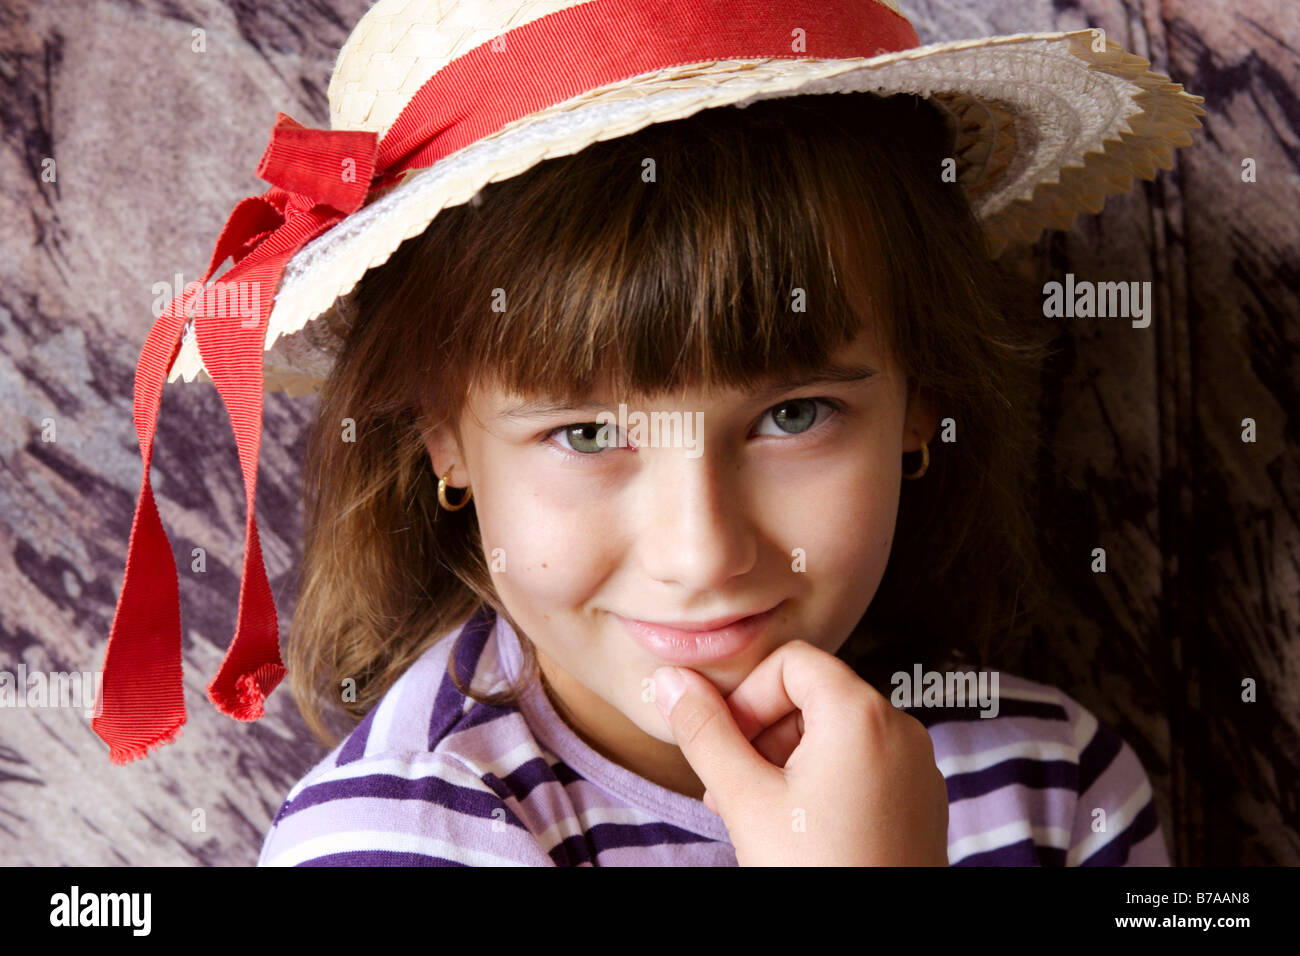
[96,0,917,765]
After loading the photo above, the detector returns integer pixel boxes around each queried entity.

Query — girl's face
[425,325,936,794]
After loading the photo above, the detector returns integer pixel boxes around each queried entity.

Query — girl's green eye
[544,397,843,458]
[751,397,844,440]
[556,422,620,455]
[758,398,823,436]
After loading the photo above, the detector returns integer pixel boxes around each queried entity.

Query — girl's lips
[615,603,782,666]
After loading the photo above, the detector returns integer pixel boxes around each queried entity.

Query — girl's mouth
[613,602,783,666]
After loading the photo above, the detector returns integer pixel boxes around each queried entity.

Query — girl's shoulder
[897,665,1170,865]
[256,609,559,866]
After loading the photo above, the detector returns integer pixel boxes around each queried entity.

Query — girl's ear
[417,411,468,485]
[903,385,940,452]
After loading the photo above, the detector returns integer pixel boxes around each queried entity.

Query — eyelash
[540,397,847,460]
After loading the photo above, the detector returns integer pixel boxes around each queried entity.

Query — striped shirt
[258,604,1170,866]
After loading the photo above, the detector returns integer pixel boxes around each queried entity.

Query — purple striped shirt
[258,605,1170,866]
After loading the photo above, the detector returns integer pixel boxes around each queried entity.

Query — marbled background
[1,0,1295,865]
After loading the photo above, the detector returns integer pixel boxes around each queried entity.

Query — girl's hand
[653,639,950,866]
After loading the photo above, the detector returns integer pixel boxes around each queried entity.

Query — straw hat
[165,0,1205,398]
[98,0,1205,764]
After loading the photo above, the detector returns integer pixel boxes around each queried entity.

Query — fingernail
[653,667,687,717]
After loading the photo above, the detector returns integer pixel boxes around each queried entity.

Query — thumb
[652,666,778,812]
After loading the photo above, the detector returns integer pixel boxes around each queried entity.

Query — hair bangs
[393,98,894,412]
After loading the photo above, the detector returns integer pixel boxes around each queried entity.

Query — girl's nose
[635,446,757,592]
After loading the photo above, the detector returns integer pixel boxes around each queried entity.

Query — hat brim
[168,28,1204,396]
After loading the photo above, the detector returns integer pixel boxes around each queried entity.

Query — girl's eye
[548,422,625,456]
[544,397,843,457]
[753,397,841,438]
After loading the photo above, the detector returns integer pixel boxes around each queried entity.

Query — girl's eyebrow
[749,361,877,401]
[494,361,877,422]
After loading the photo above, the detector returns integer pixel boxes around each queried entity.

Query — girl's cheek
[476,478,619,602]
[774,446,900,632]
[774,434,900,552]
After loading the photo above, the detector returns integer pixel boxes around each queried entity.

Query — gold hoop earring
[437,467,473,510]
[903,440,929,480]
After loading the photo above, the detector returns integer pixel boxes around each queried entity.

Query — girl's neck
[534,646,708,802]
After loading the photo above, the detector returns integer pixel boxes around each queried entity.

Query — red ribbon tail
[205,476,287,721]
[194,230,338,721]
[92,292,197,763]
[94,477,188,764]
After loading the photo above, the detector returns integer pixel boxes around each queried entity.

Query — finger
[653,666,781,812]
[721,640,863,757]
[748,708,803,768]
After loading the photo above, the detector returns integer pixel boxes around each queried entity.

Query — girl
[100,0,1204,866]
[259,85,1179,866]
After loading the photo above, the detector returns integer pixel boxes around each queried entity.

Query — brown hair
[287,91,1057,747]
